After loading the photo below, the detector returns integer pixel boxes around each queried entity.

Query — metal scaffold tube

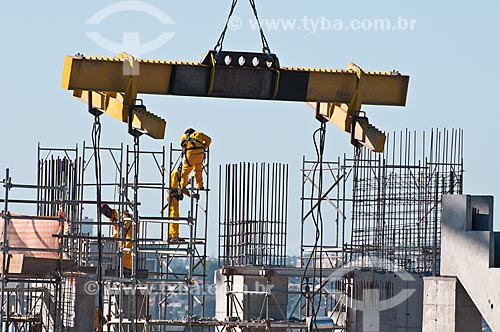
[0,169,10,329]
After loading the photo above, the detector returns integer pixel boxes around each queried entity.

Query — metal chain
[214,0,239,53]
[248,0,272,54]
[213,0,272,54]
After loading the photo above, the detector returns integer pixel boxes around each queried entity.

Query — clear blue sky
[1,0,499,256]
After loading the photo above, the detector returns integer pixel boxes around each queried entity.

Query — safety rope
[91,111,104,332]
[214,0,272,54]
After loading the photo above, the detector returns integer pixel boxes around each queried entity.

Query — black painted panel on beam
[274,70,309,101]
[170,65,210,96]
[170,65,276,100]
[210,67,275,99]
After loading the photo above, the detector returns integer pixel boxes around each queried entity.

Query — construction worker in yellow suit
[100,203,137,270]
[168,169,182,241]
[180,128,212,189]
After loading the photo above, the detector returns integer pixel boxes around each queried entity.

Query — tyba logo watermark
[86,1,175,56]
[326,256,416,332]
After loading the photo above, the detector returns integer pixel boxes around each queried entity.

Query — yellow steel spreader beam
[61,53,409,105]
[61,51,409,151]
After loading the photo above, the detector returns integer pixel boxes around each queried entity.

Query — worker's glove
[177,189,184,201]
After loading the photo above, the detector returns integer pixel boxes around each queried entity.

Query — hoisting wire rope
[130,133,140,330]
[349,144,362,264]
[311,121,327,328]
[214,0,272,54]
[301,120,327,330]
[91,111,104,332]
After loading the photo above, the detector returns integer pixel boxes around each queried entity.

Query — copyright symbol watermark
[84,281,99,295]
[227,16,243,30]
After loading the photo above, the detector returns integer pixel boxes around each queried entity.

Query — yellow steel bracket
[346,63,363,117]
[311,63,387,153]
[73,90,166,139]
[346,63,364,150]
[207,52,216,96]
[118,52,139,117]
[71,52,166,139]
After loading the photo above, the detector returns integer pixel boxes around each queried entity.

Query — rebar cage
[218,162,289,267]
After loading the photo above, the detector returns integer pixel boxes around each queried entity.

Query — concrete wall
[441,195,500,330]
[74,274,97,332]
[422,277,482,332]
[349,270,424,332]
[215,269,288,332]
[215,269,288,321]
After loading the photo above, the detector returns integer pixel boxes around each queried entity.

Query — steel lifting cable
[312,122,327,327]
[349,145,362,264]
[133,135,140,272]
[91,112,104,332]
[300,121,327,326]
[214,0,272,54]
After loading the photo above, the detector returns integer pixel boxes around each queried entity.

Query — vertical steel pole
[1,169,11,330]
[187,177,195,332]
[130,135,140,332]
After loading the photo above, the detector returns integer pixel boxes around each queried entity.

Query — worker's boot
[168,237,185,244]
[181,188,200,200]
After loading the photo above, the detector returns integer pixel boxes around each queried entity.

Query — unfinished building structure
[0,127,471,332]
[0,141,210,331]
[298,128,464,331]
[212,128,466,331]
[216,162,295,330]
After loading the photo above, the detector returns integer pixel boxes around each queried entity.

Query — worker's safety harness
[181,131,206,166]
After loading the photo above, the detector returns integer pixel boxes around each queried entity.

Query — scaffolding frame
[0,138,211,332]
[1,168,72,332]
[298,156,350,329]
[1,128,465,332]
[77,140,210,331]
[299,129,464,273]
[297,128,464,331]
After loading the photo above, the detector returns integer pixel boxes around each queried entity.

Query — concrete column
[422,276,482,332]
[74,274,97,332]
[215,269,288,332]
